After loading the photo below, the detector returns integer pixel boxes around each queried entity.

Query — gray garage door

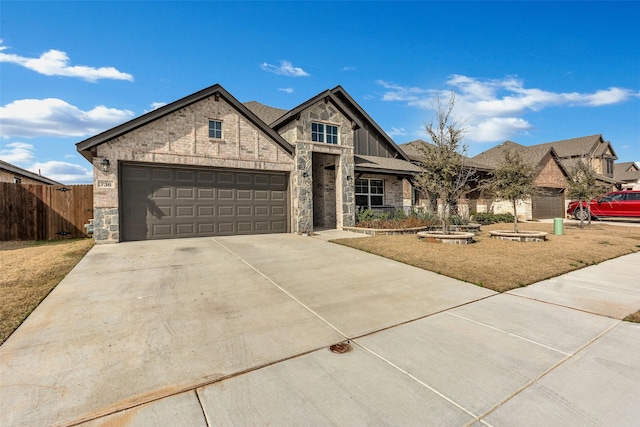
[121,164,289,241]
[531,187,565,219]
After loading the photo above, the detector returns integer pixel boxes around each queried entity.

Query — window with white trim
[355,178,384,208]
[209,120,222,139]
[311,122,338,144]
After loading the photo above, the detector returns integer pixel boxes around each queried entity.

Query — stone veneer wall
[280,100,355,233]
[92,96,294,242]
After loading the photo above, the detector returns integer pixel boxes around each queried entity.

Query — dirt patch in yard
[333,222,640,293]
[0,239,94,345]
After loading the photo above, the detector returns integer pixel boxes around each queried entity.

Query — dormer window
[311,122,338,144]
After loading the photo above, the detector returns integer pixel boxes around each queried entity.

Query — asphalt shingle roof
[354,155,421,174]
[243,101,288,125]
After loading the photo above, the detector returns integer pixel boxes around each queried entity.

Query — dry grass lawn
[333,222,640,293]
[0,239,94,345]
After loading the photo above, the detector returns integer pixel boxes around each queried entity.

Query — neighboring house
[614,162,640,190]
[529,134,622,190]
[471,141,571,220]
[399,139,492,214]
[76,84,419,243]
[0,160,61,185]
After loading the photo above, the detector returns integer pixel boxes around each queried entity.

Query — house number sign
[97,180,114,188]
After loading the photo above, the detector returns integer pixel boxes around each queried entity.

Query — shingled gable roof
[243,101,288,125]
[269,89,364,132]
[0,159,62,185]
[329,86,412,163]
[614,162,640,182]
[399,139,493,172]
[533,134,618,160]
[472,140,570,177]
[76,84,295,162]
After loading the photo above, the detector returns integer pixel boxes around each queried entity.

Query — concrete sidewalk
[1,233,639,426]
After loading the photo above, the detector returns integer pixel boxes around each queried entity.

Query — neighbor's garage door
[121,164,289,241]
[531,187,565,219]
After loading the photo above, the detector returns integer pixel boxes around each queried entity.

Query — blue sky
[1,1,639,184]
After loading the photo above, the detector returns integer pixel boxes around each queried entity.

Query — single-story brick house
[76,84,419,242]
[0,160,62,185]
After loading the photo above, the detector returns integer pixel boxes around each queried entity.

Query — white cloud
[377,76,639,143]
[30,161,93,184]
[0,98,134,138]
[0,41,133,82]
[0,142,35,164]
[144,102,167,113]
[278,88,294,94]
[377,80,429,102]
[342,66,355,71]
[261,60,310,77]
[386,127,407,137]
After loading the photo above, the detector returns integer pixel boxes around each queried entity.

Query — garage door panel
[175,170,195,182]
[197,188,215,199]
[152,224,173,237]
[237,222,253,233]
[237,206,252,216]
[218,173,234,184]
[198,223,214,233]
[218,206,234,216]
[152,169,172,181]
[255,190,268,200]
[197,171,215,183]
[255,206,269,216]
[175,206,195,217]
[198,206,215,217]
[218,189,234,200]
[153,187,172,199]
[121,164,289,241]
[176,223,195,236]
[271,221,286,231]
[237,190,252,200]
[270,175,286,186]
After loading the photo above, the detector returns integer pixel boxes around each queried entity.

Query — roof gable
[269,89,364,131]
[76,84,295,162]
[330,86,411,162]
[0,160,62,185]
[533,134,618,160]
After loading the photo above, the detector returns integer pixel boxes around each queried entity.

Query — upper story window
[209,120,222,139]
[605,158,614,176]
[311,122,338,144]
[13,177,21,183]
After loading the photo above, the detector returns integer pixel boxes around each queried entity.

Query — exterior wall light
[101,158,110,172]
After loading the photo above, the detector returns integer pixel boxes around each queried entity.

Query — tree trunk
[512,200,518,233]
[579,200,585,228]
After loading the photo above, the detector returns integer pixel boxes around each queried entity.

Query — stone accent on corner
[93,207,119,242]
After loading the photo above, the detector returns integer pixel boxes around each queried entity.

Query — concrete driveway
[1,232,639,426]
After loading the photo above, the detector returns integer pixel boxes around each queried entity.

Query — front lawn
[333,222,640,293]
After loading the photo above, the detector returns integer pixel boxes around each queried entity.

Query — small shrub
[357,208,376,223]
[393,209,408,220]
[473,212,515,225]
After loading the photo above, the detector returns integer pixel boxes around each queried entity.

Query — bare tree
[484,149,537,233]
[412,93,476,233]
[567,158,606,228]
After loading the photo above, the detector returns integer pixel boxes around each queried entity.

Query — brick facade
[92,96,294,242]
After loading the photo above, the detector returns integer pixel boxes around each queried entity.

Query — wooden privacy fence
[0,183,93,241]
